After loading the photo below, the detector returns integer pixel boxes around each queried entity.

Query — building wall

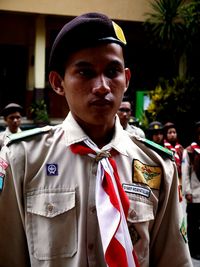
[0,0,151,22]
[0,1,154,120]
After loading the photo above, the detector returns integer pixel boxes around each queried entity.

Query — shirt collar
[62,112,130,156]
[5,127,21,135]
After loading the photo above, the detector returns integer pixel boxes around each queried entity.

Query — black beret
[49,12,127,74]
[148,121,163,131]
[1,103,23,117]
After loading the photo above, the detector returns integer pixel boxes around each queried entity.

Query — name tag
[123,183,150,198]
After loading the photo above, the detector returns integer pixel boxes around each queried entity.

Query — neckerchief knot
[95,151,111,162]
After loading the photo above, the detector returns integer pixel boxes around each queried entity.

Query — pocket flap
[27,190,75,218]
[129,200,154,223]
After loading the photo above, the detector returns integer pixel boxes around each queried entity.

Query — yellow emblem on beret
[133,160,162,189]
[112,21,126,45]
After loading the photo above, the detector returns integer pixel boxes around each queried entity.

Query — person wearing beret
[182,121,200,266]
[147,121,164,146]
[0,13,192,267]
[0,103,23,144]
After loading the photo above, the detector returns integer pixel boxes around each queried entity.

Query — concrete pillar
[34,15,46,101]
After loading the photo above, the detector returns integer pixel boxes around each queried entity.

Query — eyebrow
[73,59,124,68]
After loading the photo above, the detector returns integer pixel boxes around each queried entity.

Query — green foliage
[180,1,200,38]
[144,0,186,51]
[30,100,50,125]
[146,77,200,123]
[142,0,200,145]
[144,0,200,78]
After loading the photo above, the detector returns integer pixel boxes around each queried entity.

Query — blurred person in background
[182,121,200,266]
[147,121,164,146]
[0,103,23,143]
[164,122,184,201]
[117,97,145,138]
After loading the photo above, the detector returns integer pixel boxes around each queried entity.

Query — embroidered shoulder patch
[0,173,5,191]
[132,159,162,190]
[0,157,8,170]
[180,218,188,243]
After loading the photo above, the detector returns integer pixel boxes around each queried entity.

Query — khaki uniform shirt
[182,149,200,203]
[125,123,145,138]
[0,113,192,267]
[0,127,21,146]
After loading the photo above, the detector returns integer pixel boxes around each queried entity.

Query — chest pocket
[128,196,154,223]
[26,190,77,260]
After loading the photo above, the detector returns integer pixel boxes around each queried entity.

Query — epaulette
[142,138,174,160]
[5,125,52,146]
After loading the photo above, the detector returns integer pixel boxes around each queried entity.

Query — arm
[150,160,192,267]
[182,149,192,202]
[0,145,30,266]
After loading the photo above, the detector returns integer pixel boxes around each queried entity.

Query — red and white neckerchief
[191,142,200,154]
[70,140,139,267]
[164,140,181,167]
[164,140,183,201]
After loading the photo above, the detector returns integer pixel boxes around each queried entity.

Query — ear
[124,68,131,93]
[49,71,65,96]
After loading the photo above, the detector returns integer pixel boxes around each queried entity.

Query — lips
[90,98,112,107]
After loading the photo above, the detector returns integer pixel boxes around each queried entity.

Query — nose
[92,75,110,95]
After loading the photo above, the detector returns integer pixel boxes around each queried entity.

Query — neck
[76,120,116,148]
[86,124,115,148]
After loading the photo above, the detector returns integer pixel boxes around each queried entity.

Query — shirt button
[92,168,96,175]
[90,206,96,214]
[47,203,54,212]
[88,243,94,250]
[129,210,135,219]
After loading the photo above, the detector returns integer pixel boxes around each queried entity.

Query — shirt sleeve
[182,149,192,195]
[0,145,30,266]
[149,159,192,267]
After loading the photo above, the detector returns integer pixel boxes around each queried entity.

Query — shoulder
[185,144,194,153]
[4,125,54,146]
[127,124,145,138]
[137,137,174,160]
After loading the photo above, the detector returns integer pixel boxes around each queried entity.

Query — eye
[78,68,95,78]
[106,66,123,78]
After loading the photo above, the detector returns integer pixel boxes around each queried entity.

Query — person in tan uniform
[0,12,192,267]
[182,121,200,266]
[0,103,23,145]
[117,97,145,138]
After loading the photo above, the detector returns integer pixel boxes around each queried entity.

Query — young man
[117,98,145,138]
[182,121,200,265]
[0,103,23,141]
[0,13,192,267]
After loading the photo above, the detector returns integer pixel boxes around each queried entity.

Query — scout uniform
[0,103,23,145]
[125,123,145,138]
[0,113,192,267]
[182,124,200,260]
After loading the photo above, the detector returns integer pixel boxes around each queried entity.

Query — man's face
[117,101,131,129]
[4,111,21,133]
[50,43,130,129]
